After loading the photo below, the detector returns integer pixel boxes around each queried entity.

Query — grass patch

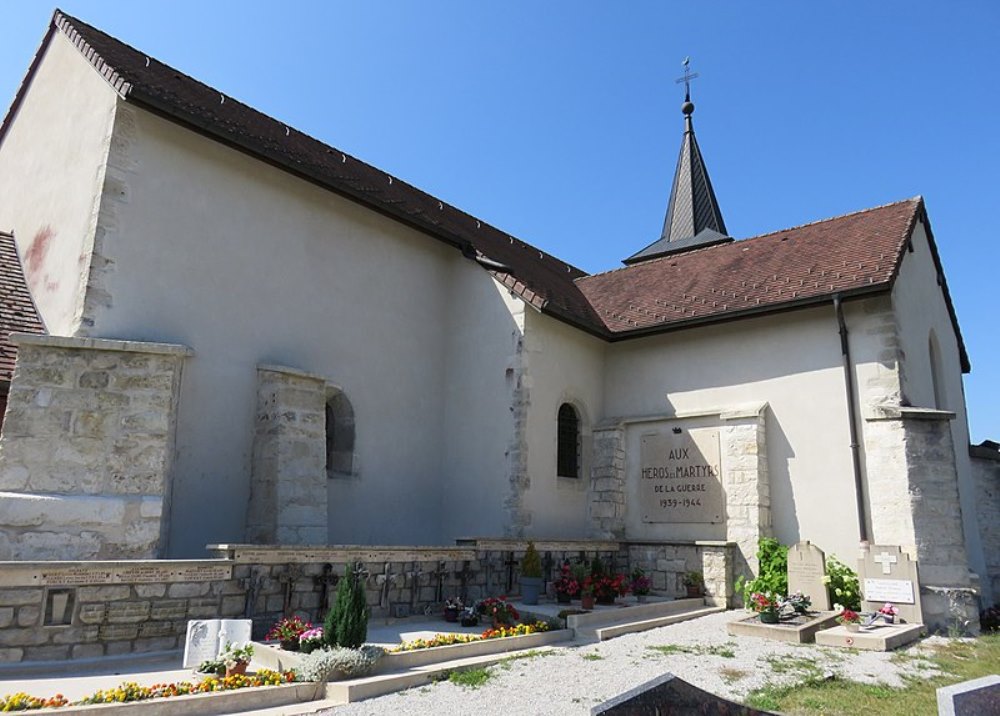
[447,667,492,689]
[744,633,1000,715]
[719,667,749,684]
[497,649,554,670]
[646,642,736,658]
[582,652,604,661]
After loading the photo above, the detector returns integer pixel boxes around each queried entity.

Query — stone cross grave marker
[859,545,922,624]
[787,541,830,611]
[183,618,252,668]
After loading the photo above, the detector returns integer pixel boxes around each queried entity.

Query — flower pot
[581,594,595,610]
[882,614,895,625]
[685,586,702,599]
[444,607,460,623]
[520,576,543,605]
[556,591,572,604]
[636,594,648,604]
[225,661,249,678]
[844,623,860,633]
[596,594,616,606]
[279,639,299,652]
[758,610,780,624]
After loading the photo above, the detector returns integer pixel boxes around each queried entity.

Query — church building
[0,11,994,631]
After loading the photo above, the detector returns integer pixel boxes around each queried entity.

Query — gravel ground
[321,611,945,715]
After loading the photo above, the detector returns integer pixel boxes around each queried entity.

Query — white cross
[873,551,898,575]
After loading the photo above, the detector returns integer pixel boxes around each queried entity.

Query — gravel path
[320,611,944,715]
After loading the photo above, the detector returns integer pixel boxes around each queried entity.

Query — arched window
[928,331,947,410]
[325,392,355,477]
[557,403,581,478]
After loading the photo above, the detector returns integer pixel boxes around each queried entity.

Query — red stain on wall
[24,225,55,285]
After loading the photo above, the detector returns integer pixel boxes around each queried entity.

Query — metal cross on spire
[675,57,699,101]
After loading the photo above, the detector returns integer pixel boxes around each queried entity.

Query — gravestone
[936,674,1000,716]
[858,545,922,624]
[787,541,830,611]
[592,671,775,715]
[182,618,252,668]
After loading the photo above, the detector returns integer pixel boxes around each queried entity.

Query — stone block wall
[720,405,770,580]
[970,445,1000,603]
[588,425,626,538]
[246,365,328,545]
[864,406,979,633]
[627,541,733,607]
[0,335,189,560]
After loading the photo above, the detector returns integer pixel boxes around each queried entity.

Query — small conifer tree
[324,562,369,649]
[521,541,542,578]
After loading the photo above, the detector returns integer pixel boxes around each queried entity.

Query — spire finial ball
[681,100,695,116]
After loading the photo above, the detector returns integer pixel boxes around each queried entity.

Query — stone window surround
[556,398,590,493]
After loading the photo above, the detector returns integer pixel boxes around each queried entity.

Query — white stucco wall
[0,32,118,335]
[520,310,605,537]
[87,104,505,555]
[603,306,865,562]
[889,220,987,599]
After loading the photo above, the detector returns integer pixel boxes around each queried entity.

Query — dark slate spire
[624,62,731,265]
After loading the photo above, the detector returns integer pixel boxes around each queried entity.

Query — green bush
[324,563,369,649]
[521,541,542,578]
[293,645,384,682]
[734,538,788,608]
[825,555,861,610]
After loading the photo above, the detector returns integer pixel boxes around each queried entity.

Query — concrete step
[564,597,721,640]
[592,606,726,640]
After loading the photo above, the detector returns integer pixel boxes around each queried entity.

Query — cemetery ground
[322,610,1000,716]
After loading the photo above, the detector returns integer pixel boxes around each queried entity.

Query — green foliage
[733,538,788,608]
[447,667,492,688]
[825,554,861,611]
[293,645,384,682]
[324,563,369,649]
[521,541,542,577]
[646,642,736,658]
[590,555,605,576]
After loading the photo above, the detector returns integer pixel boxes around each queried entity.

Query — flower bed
[0,669,296,711]
[394,620,549,652]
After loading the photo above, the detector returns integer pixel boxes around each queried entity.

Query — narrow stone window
[557,403,581,478]
[325,392,355,477]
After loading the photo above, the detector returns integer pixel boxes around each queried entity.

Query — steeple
[624,59,731,265]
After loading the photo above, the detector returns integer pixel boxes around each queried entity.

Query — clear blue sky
[2,2,997,442]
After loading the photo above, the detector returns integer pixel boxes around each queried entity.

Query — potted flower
[878,602,899,624]
[266,615,312,651]
[220,642,254,677]
[630,568,652,603]
[682,571,704,598]
[579,577,596,610]
[519,541,544,605]
[299,626,324,654]
[836,608,862,632]
[459,606,480,627]
[478,596,519,628]
[750,592,781,623]
[784,591,812,615]
[553,563,579,604]
[444,597,464,623]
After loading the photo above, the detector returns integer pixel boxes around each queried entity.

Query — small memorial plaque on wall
[640,427,723,523]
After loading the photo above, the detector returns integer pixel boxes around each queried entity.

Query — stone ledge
[864,405,956,422]
[257,364,330,384]
[596,402,768,428]
[209,544,480,564]
[10,333,193,357]
[0,559,233,587]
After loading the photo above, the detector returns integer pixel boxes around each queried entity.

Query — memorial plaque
[183,618,251,668]
[640,428,723,523]
[32,561,232,587]
[859,545,922,624]
[787,541,830,611]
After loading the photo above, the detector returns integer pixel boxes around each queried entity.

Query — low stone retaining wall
[0,539,733,663]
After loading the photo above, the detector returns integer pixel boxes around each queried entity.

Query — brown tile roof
[2,13,967,371]
[0,232,45,383]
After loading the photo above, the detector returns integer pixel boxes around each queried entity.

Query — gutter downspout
[834,294,869,543]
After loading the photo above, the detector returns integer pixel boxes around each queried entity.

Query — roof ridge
[53,11,589,279]
[580,196,922,282]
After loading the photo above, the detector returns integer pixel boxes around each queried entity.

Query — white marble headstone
[183,618,253,668]
[787,541,830,611]
[858,544,922,624]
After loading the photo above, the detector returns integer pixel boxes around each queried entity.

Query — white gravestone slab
[858,545,922,624]
[183,619,252,668]
[787,541,831,611]
[640,428,723,523]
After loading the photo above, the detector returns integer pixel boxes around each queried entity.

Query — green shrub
[293,645,384,682]
[734,538,788,608]
[324,563,369,649]
[521,541,542,578]
[825,555,861,610]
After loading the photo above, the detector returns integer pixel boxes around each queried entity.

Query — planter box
[726,611,839,644]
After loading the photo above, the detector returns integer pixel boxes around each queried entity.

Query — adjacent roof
[0,11,969,372]
[625,105,730,264]
[0,232,45,383]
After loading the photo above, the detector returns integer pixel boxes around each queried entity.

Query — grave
[815,543,924,651]
[591,671,775,715]
[936,674,1000,716]
[787,541,830,611]
[182,618,252,668]
[727,540,838,644]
